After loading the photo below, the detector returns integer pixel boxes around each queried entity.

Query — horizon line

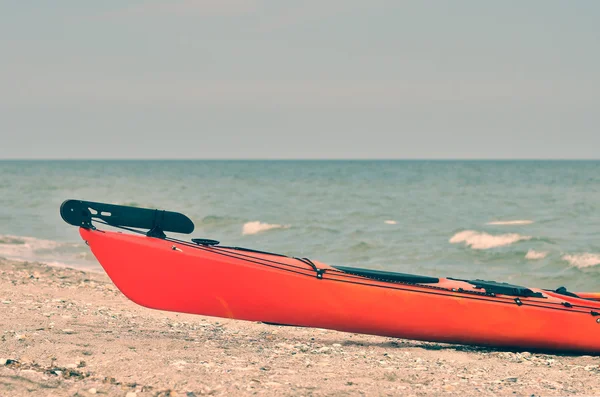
[1,158,600,161]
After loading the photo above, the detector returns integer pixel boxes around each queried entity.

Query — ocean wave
[0,234,62,258]
[0,234,94,270]
[562,253,600,269]
[525,249,548,260]
[349,241,377,251]
[242,221,289,236]
[384,220,397,225]
[449,230,532,250]
[0,236,27,245]
[200,215,240,227]
[43,260,102,272]
[486,220,534,226]
[305,225,341,234]
[118,201,142,207]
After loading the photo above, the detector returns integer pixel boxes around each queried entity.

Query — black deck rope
[294,257,326,279]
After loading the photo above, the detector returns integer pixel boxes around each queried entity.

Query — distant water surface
[1,160,599,290]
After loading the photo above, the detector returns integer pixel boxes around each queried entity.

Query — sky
[0,0,599,159]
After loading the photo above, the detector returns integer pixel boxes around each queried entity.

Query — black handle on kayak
[60,199,195,236]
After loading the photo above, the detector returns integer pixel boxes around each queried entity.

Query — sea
[1,160,599,290]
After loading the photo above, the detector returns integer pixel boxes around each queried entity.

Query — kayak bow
[61,200,600,354]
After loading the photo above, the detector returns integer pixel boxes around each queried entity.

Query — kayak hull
[81,228,600,354]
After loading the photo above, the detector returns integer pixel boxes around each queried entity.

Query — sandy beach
[1,258,600,396]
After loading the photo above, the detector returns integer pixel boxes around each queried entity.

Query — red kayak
[61,200,600,354]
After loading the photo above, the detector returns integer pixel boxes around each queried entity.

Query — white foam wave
[562,253,600,269]
[449,230,532,250]
[525,249,548,260]
[486,220,534,226]
[242,221,289,236]
[0,234,62,259]
[384,220,397,225]
[0,234,96,271]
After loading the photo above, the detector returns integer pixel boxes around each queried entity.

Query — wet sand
[1,258,599,396]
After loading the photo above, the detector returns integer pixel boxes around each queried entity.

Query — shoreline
[2,257,600,396]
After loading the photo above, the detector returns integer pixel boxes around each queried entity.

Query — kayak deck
[79,227,600,354]
[60,200,600,354]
